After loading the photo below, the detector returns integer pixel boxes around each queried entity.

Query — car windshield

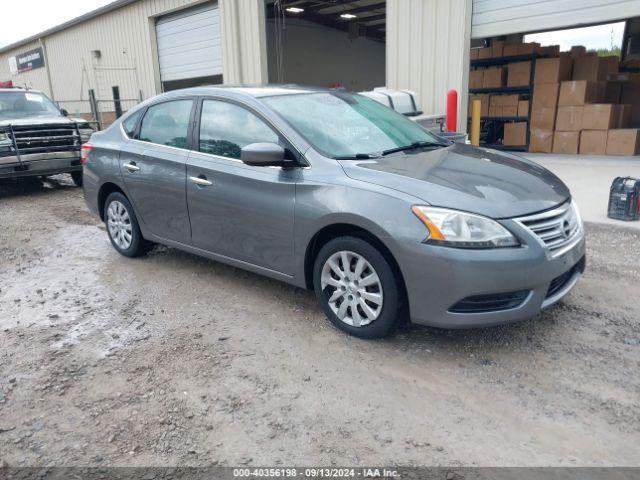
[0,91,62,119]
[261,91,445,158]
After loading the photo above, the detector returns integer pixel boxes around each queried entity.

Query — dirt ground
[1,174,639,468]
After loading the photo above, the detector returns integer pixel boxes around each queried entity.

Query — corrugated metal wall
[219,0,267,84]
[472,0,640,39]
[0,0,268,119]
[386,0,472,131]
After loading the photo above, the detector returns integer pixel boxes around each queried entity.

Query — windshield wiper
[333,153,381,160]
[381,140,449,156]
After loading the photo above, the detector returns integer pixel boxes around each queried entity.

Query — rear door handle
[190,175,213,187]
[124,162,140,172]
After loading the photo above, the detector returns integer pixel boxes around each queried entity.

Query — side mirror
[241,142,287,167]
[60,108,69,117]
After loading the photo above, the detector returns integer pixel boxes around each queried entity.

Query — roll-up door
[156,2,222,84]
[472,0,640,39]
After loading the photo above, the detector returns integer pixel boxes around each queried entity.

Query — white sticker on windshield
[25,93,42,102]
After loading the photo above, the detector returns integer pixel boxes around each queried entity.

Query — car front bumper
[0,152,82,179]
[397,220,587,328]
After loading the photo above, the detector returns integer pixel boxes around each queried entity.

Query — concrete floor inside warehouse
[523,154,640,230]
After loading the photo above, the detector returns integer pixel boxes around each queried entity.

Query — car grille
[516,201,581,254]
[449,290,530,314]
[546,256,586,299]
[1,124,82,157]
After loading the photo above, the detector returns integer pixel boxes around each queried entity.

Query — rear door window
[198,100,279,159]
[122,110,143,138]
[139,99,193,149]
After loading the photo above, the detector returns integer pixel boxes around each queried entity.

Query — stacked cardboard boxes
[469,41,640,154]
[529,56,573,153]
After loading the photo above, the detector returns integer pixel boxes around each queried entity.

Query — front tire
[104,192,151,257]
[71,171,83,187]
[313,236,402,339]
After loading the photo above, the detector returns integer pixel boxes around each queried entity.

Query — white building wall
[386,0,472,131]
[0,39,53,97]
[0,0,269,120]
[219,0,268,84]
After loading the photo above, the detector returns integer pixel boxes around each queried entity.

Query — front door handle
[190,175,213,187]
[124,162,140,172]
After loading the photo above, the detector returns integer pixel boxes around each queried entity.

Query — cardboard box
[518,42,540,55]
[518,100,529,117]
[618,104,632,128]
[558,81,599,106]
[553,131,580,154]
[570,46,587,58]
[503,105,518,116]
[532,83,560,109]
[478,47,493,59]
[483,67,507,88]
[488,105,502,117]
[492,41,505,58]
[572,55,619,82]
[621,83,640,126]
[534,57,573,84]
[470,69,484,89]
[604,82,622,103]
[469,94,490,117]
[531,107,556,130]
[507,61,531,87]
[539,45,560,57]
[556,106,584,131]
[470,48,480,60]
[606,129,640,155]
[529,129,554,153]
[579,130,608,155]
[503,122,527,146]
[503,43,519,57]
[582,104,619,130]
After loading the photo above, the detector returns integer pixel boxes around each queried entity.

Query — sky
[525,22,625,51]
[0,0,113,48]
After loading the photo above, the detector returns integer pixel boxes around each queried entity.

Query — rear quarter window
[122,110,143,138]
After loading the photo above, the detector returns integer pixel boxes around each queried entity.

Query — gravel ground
[1,175,639,467]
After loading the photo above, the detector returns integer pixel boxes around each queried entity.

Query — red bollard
[446,89,458,133]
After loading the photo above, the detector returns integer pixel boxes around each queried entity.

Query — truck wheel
[104,192,152,257]
[313,236,403,339]
[71,171,83,187]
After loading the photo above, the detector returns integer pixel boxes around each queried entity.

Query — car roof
[0,88,43,94]
[161,84,339,99]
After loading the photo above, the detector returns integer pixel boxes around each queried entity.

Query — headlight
[412,206,519,248]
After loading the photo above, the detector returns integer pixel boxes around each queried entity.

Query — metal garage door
[472,0,640,38]
[156,2,222,82]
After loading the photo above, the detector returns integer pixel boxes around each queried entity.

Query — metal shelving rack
[468,53,546,151]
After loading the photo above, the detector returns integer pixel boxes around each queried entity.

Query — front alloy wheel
[320,251,384,327]
[313,236,403,339]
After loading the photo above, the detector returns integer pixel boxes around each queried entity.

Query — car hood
[338,143,570,219]
[0,116,85,127]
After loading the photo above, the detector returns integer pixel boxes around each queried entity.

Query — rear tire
[71,171,83,187]
[104,192,152,257]
[313,236,402,339]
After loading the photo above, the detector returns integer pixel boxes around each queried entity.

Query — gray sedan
[82,86,585,338]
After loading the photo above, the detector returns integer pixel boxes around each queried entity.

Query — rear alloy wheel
[313,236,402,338]
[71,171,83,187]
[104,192,151,257]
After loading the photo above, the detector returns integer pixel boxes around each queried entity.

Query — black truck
[0,87,94,186]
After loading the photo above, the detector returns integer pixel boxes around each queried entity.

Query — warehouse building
[1,0,639,139]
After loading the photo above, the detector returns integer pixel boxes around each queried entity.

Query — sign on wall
[9,47,45,75]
